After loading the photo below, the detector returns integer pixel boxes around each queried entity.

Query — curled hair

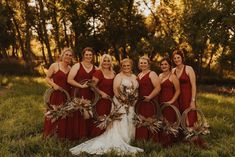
[138,55,151,69]
[60,48,74,61]
[139,55,151,64]
[99,54,114,72]
[120,58,133,73]
[82,47,94,56]
[160,57,172,70]
[120,58,133,68]
[172,49,185,62]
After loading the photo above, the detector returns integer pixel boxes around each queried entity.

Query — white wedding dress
[69,78,144,155]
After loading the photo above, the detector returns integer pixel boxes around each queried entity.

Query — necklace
[139,70,150,79]
[82,61,93,69]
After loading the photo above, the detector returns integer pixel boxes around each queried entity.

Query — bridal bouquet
[117,82,138,114]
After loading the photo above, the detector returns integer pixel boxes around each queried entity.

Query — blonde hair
[121,58,133,67]
[99,54,114,71]
[60,48,74,61]
[138,55,151,69]
[120,58,133,73]
[139,55,150,64]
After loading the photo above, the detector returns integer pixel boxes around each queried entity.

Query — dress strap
[168,72,172,79]
[58,62,60,70]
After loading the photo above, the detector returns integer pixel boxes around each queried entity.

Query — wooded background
[0,0,234,80]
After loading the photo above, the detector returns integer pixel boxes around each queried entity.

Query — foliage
[0,76,235,156]
[0,58,40,75]
[0,0,234,77]
[0,4,15,51]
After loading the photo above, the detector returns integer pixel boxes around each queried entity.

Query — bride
[70,58,144,155]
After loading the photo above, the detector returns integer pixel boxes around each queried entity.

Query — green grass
[0,76,234,157]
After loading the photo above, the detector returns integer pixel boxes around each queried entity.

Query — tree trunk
[38,0,53,64]
[40,42,48,65]
[51,0,61,54]
[6,0,27,62]
[1,48,9,61]
[206,45,216,73]
[62,19,70,48]
[113,43,120,62]
[24,0,33,68]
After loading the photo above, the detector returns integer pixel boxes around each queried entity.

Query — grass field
[0,76,234,157]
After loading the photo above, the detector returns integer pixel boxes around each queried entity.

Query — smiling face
[83,50,93,63]
[121,59,132,74]
[61,50,73,64]
[173,54,183,66]
[160,60,171,72]
[138,58,149,71]
[101,56,111,70]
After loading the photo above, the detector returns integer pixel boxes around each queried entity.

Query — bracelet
[191,98,196,102]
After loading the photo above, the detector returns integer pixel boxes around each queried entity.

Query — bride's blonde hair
[120,58,133,73]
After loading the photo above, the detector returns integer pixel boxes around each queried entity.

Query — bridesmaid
[135,56,161,142]
[90,54,115,137]
[158,57,180,147]
[43,48,73,138]
[172,49,206,147]
[67,47,96,140]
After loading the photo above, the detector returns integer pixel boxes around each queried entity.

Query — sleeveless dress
[67,63,95,140]
[158,75,179,146]
[177,66,197,126]
[135,71,158,142]
[177,66,206,147]
[43,63,71,138]
[90,70,114,137]
[69,78,144,155]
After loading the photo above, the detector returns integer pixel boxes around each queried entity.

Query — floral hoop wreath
[181,107,210,140]
[73,79,100,119]
[43,87,71,122]
[93,97,125,130]
[92,96,112,122]
[134,99,162,133]
[160,103,181,137]
[44,87,71,109]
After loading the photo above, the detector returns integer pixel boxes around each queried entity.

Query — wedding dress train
[69,78,144,155]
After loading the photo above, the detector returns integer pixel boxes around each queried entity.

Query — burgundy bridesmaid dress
[158,75,179,146]
[90,70,114,137]
[135,71,158,142]
[177,66,205,147]
[178,66,197,126]
[43,64,71,138]
[67,63,95,140]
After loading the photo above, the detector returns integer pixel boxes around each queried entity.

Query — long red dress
[135,71,158,142]
[177,66,197,126]
[158,76,179,146]
[178,66,206,147]
[43,64,71,138]
[90,70,114,137]
[67,63,95,140]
